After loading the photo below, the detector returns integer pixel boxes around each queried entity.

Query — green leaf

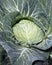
[0,46,4,65]
[50,52,52,58]
[31,35,52,50]
[0,40,49,65]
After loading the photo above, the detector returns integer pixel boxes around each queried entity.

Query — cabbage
[13,19,44,45]
[0,0,52,65]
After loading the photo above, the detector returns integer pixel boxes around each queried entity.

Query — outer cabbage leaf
[0,38,49,65]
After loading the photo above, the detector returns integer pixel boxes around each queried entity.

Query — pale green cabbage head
[13,19,44,46]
